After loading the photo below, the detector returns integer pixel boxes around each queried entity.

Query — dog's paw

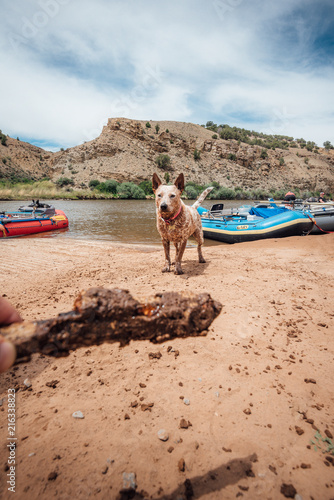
[162,266,171,273]
[199,257,206,263]
[174,268,184,275]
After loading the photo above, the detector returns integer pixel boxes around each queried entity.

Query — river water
[0,199,243,246]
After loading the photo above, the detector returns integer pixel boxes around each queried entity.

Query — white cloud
[0,0,333,149]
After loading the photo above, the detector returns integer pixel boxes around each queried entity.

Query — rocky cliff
[1,118,334,193]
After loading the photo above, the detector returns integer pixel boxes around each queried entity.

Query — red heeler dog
[152,173,213,275]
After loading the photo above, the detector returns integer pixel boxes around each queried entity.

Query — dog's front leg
[162,239,171,272]
[174,239,187,275]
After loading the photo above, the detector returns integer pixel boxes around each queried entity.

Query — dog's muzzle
[160,202,168,211]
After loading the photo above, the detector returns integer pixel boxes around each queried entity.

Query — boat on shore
[197,205,314,244]
[0,201,69,238]
[228,200,334,235]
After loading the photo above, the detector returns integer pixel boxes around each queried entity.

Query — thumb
[0,338,16,372]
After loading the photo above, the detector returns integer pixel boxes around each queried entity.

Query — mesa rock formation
[1,118,334,192]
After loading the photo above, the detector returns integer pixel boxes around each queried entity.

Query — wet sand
[1,233,334,499]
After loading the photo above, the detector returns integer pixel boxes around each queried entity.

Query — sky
[0,0,333,151]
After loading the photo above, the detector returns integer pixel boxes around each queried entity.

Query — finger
[0,339,16,372]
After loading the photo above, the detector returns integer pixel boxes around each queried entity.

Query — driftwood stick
[0,288,222,364]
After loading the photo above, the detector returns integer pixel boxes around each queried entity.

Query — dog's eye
[170,194,175,198]
[157,194,162,198]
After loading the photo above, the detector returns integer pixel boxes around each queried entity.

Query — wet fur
[152,173,213,275]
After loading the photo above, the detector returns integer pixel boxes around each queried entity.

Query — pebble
[122,472,136,491]
[72,411,84,419]
[157,429,169,441]
[23,379,32,388]
[178,458,185,472]
[184,399,190,405]
[28,453,35,457]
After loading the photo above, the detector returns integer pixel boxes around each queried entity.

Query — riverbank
[0,179,329,202]
[0,234,333,499]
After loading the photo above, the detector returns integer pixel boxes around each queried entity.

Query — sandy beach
[1,233,334,499]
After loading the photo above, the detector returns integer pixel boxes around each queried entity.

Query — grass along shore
[0,179,330,201]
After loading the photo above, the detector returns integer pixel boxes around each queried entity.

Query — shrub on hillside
[89,179,100,189]
[56,177,74,187]
[0,132,7,146]
[193,148,201,160]
[155,154,171,170]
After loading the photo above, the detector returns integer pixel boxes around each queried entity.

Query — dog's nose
[160,202,168,211]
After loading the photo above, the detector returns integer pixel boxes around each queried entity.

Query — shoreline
[0,233,333,499]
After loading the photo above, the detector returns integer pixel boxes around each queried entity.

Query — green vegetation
[183,181,329,201]
[155,154,171,170]
[0,130,8,146]
[145,122,151,128]
[323,140,333,150]
[139,180,153,195]
[56,177,75,187]
[116,182,145,199]
[204,121,311,150]
[155,124,160,134]
[193,148,201,160]
[0,177,330,201]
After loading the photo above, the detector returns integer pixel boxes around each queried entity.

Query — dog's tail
[191,187,214,209]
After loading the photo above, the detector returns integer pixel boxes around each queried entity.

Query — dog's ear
[174,173,184,193]
[152,173,162,193]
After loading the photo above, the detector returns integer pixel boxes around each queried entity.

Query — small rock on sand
[157,429,169,441]
[72,411,84,419]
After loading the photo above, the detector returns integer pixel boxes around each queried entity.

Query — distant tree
[139,180,153,195]
[117,182,146,199]
[279,157,285,165]
[164,172,170,183]
[94,180,119,194]
[145,122,151,129]
[260,149,268,159]
[0,133,7,146]
[89,179,100,189]
[155,124,160,134]
[212,134,218,139]
[323,140,333,150]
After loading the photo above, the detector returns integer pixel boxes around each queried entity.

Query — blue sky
[0,0,333,151]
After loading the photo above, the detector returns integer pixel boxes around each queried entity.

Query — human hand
[0,297,22,372]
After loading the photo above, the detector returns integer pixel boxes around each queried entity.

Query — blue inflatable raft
[197,206,314,244]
